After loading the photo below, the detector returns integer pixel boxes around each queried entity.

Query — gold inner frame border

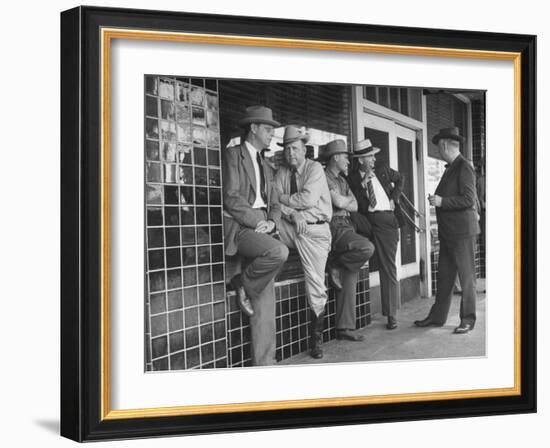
[99,27,522,421]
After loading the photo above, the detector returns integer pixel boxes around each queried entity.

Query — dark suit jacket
[346,165,406,228]
[222,143,280,256]
[434,154,480,240]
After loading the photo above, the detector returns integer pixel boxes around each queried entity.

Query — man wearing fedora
[272,125,332,359]
[414,127,480,334]
[223,105,289,366]
[347,139,404,330]
[323,139,375,342]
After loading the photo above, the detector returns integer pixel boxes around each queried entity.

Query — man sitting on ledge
[272,125,332,359]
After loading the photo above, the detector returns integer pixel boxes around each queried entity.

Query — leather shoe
[414,317,443,327]
[328,267,342,290]
[453,323,473,334]
[336,329,365,342]
[231,275,254,317]
[386,316,398,330]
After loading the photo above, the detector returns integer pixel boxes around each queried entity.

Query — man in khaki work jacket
[322,139,375,342]
[272,125,332,359]
[222,105,289,366]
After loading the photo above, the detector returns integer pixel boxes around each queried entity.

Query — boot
[310,311,325,359]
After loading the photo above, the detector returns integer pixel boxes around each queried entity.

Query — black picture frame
[61,5,536,442]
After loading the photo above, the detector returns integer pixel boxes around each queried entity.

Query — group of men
[223,105,479,366]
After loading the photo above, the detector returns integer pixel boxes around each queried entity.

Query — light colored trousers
[278,220,331,316]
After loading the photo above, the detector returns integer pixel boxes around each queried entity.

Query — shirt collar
[245,140,260,156]
[295,158,308,175]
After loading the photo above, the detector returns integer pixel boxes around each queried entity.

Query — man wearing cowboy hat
[347,139,404,330]
[272,125,332,359]
[223,105,289,366]
[322,139,375,342]
[414,127,480,334]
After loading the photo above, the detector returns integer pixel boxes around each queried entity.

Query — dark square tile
[212,264,224,283]
[183,267,197,286]
[276,317,281,332]
[170,331,185,352]
[197,246,211,264]
[196,227,210,244]
[150,293,166,314]
[183,287,198,307]
[210,226,222,243]
[198,266,211,284]
[179,165,194,185]
[147,228,164,248]
[275,349,282,362]
[149,271,165,293]
[185,327,199,348]
[229,311,241,330]
[164,185,178,204]
[199,284,212,304]
[199,304,213,324]
[205,79,217,91]
[276,332,282,348]
[181,227,196,246]
[164,206,179,226]
[300,339,308,353]
[170,351,186,370]
[281,286,289,299]
[283,345,291,360]
[151,335,168,358]
[209,207,222,225]
[152,357,168,371]
[195,187,208,205]
[200,324,213,343]
[229,329,242,348]
[182,247,196,267]
[180,186,194,204]
[281,300,290,315]
[147,207,163,226]
[291,327,299,341]
[213,301,225,321]
[148,250,164,270]
[151,314,167,337]
[184,307,198,328]
[146,95,158,117]
[145,118,159,139]
[290,313,298,327]
[166,248,181,268]
[208,149,220,167]
[243,343,251,362]
[291,342,300,356]
[195,167,208,185]
[194,147,207,166]
[168,311,183,332]
[211,245,223,263]
[282,314,290,331]
[231,347,242,365]
[214,321,226,340]
[166,269,182,289]
[201,343,214,364]
[196,207,209,225]
[212,283,225,301]
[283,330,291,345]
[180,206,194,226]
[186,347,200,369]
[215,340,226,359]
[209,189,221,205]
[146,140,160,161]
[208,168,220,186]
[165,227,180,247]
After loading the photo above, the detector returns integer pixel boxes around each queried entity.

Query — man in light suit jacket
[414,127,480,334]
[223,105,289,365]
[346,139,405,330]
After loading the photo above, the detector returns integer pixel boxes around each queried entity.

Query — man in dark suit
[223,105,289,365]
[347,139,404,330]
[414,127,480,334]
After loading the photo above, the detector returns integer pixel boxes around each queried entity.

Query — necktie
[255,151,267,204]
[290,169,298,195]
[366,177,377,208]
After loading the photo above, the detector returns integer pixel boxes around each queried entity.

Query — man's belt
[307,220,328,225]
[367,210,393,214]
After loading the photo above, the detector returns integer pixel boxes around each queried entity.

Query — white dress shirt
[363,172,392,212]
[245,141,267,209]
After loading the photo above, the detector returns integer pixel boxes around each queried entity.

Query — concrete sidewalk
[280,286,486,366]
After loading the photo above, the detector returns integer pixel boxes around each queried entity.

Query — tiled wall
[226,267,371,367]
[144,76,228,371]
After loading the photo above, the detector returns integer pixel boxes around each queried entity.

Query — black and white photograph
[144,76,487,371]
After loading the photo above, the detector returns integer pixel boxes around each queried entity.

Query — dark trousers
[368,211,401,317]
[429,236,477,326]
[330,217,375,330]
[235,211,289,366]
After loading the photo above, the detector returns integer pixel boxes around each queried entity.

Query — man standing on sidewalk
[272,125,332,359]
[347,139,404,330]
[414,127,479,334]
[223,105,289,366]
[323,139,375,341]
